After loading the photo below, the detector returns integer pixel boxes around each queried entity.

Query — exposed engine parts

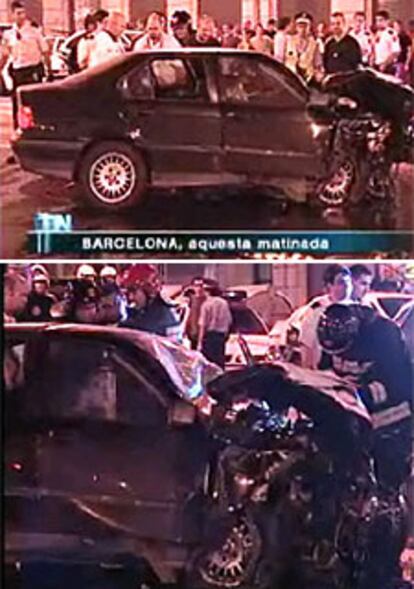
[191,366,410,589]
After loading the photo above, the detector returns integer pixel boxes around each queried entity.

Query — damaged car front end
[310,68,414,210]
[4,324,409,589]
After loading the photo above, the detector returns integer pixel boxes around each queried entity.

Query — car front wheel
[79,141,147,210]
[187,512,265,589]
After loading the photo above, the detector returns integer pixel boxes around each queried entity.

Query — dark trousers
[11,63,43,128]
[201,331,227,368]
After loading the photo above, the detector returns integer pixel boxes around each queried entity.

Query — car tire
[315,154,362,208]
[186,511,266,589]
[79,141,147,210]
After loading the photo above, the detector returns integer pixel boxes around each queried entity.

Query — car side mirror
[168,400,197,427]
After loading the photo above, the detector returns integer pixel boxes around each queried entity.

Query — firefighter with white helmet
[23,269,56,322]
[98,265,121,325]
[76,264,97,283]
[99,265,117,282]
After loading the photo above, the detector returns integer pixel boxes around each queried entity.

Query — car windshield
[377,296,410,318]
[230,306,267,335]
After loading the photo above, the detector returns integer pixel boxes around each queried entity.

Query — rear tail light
[18,105,35,130]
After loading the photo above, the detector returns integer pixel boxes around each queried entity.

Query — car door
[5,331,209,545]
[119,54,223,183]
[217,53,323,179]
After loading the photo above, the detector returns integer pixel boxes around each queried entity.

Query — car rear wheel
[79,142,147,210]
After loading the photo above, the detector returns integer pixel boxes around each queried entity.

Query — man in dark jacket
[23,271,56,321]
[318,303,412,492]
[324,12,362,74]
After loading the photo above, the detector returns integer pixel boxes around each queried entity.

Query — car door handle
[226,111,242,120]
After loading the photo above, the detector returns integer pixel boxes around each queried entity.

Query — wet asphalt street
[1,96,413,258]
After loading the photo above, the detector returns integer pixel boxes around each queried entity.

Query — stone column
[272,264,308,308]
[331,0,365,24]
[42,0,70,33]
[101,0,130,21]
[242,0,259,25]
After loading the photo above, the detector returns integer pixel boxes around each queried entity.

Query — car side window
[123,63,154,99]
[17,335,167,428]
[150,58,208,101]
[218,56,298,107]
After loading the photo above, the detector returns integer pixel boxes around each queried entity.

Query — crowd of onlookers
[2,2,414,89]
[3,263,235,368]
[63,7,414,84]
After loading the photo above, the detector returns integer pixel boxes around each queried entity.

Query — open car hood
[323,67,414,123]
[210,361,371,427]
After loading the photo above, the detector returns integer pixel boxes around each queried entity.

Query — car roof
[5,322,222,403]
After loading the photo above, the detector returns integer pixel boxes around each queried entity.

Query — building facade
[1,0,412,32]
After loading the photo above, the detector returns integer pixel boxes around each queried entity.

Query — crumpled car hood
[323,67,414,123]
[210,360,371,425]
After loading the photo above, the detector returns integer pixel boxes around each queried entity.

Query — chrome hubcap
[89,152,136,204]
[320,161,355,207]
[199,518,258,588]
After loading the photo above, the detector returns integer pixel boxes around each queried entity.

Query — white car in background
[270,291,414,357]
[363,292,414,321]
[224,291,271,367]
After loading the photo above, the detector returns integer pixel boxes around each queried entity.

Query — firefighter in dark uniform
[318,303,412,491]
[317,303,412,588]
[119,264,182,340]
[22,271,56,321]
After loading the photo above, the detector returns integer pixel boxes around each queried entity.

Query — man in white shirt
[88,11,125,68]
[273,17,292,62]
[299,265,354,369]
[198,284,232,368]
[1,1,49,128]
[349,11,373,65]
[373,10,401,73]
[133,12,181,51]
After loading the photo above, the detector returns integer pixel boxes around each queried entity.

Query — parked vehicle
[5,322,408,589]
[47,35,68,80]
[12,49,414,211]
[224,290,271,366]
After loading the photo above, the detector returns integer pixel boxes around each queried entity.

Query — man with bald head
[133,12,180,50]
[88,10,125,67]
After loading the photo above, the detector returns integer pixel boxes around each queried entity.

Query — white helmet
[30,263,49,278]
[100,265,117,278]
[76,264,96,280]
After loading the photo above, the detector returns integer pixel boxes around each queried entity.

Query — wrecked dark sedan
[11,49,414,211]
[4,323,409,589]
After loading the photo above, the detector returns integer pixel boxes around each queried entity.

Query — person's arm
[322,39,330,73]
[77,37,89,70]
[197,303,208,351]
[0,33,11,71]
[380,32,400,71]
[37,29,51,75]
[350,37,362,69]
